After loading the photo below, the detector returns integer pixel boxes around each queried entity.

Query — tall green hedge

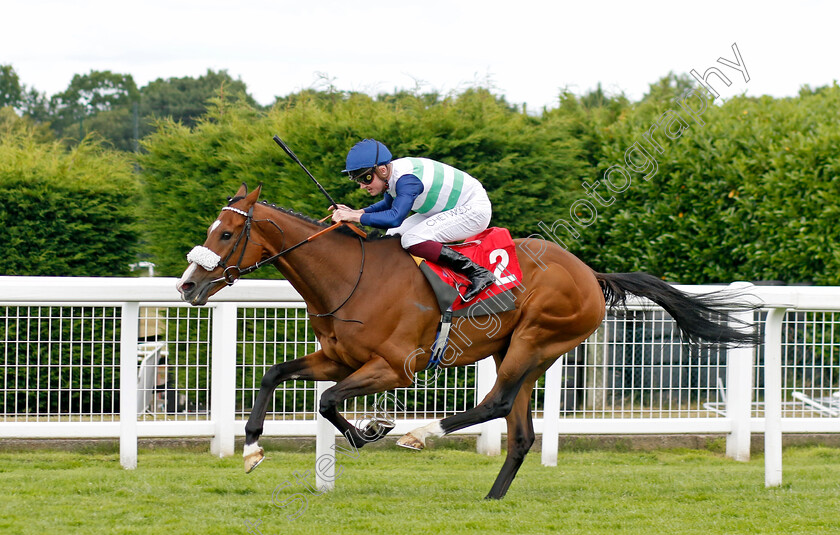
[560,83,840,284]
[140,89,584,276]
[140,83,840,284]
[107,81,840,285]
[0,110,139,276]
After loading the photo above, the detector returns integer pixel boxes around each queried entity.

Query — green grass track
[2,443,839,534]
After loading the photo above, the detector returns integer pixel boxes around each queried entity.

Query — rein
[199,206,367,322]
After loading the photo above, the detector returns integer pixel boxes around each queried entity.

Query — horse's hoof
[244,448,265,473]
[396,432,424,450]
[362,418,395,441]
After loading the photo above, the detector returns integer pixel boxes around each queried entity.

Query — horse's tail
[595,272,760,347]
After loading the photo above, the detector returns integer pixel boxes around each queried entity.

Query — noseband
[185,205,366,321]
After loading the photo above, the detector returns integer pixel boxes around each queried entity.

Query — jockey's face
[359,165,389,195]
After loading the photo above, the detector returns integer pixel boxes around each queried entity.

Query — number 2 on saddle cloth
[414,227,524,318]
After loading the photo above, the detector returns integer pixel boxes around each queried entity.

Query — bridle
[187,204,366,321]
[210,206,256,285]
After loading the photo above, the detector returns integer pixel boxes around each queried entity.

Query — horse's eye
[221,232,233,240]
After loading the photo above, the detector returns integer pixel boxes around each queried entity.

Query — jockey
[331,139,496,302]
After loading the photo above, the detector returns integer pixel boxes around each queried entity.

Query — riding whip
[272,135,367,239]
[272,135,339,209]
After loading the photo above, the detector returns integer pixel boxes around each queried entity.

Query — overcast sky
[3,0,837,109]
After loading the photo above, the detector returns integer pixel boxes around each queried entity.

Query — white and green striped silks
[389,157,485,215]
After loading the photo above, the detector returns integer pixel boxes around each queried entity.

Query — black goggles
[348,167,376,185]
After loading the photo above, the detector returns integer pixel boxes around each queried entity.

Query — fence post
[585,325,608,411]
[541,357,563,466]
[476,357,502,455]
[211,303,237,457]
[764,306,787,487]
[725,282,755,462]
[120,302,140,469]
[315,380,336,491]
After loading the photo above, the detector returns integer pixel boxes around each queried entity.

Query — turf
[1,442,839,534]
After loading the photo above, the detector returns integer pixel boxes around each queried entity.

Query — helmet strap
[374,163,391,190]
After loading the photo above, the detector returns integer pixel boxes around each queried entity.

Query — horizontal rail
[4,277,840,309]
[5,417,837,440]
[0,276,303,303]
[0,421,215,438]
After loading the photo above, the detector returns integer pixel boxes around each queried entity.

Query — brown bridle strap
[341,221,368,239]
[230,221,355,279]
[318,213,368,239]
[306,221,346,241]
[208,209,367,322]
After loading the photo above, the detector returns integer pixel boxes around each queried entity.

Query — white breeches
[387,197,492,248]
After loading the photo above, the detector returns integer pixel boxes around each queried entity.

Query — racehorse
[176,183,757,499]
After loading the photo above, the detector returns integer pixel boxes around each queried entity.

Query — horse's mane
[227,196,396,241]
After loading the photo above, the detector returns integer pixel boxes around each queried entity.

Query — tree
[642,72,697,102]
[19,87,51,122]
[139,87,588,275]
[0,64,23,109]
[49,70,139,148]
[140,69,259,132]
[0,106,52,141]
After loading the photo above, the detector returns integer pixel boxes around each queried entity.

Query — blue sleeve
[362,195,394,214]
[359,175,423,228]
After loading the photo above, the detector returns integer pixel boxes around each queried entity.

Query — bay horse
[176,183,757,499]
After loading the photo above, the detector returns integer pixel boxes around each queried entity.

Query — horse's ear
[234,183,248,198]
[244,183,262,206]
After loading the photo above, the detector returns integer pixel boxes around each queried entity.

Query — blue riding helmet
[342,139,392,172]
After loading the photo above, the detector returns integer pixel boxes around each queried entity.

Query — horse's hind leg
[397,336,552,450]
[244,350,352,473]
[397,337,586,498]
[397,347,534,451]
[485,370,541,499]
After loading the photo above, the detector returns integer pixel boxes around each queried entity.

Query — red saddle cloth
[424,227,523,312]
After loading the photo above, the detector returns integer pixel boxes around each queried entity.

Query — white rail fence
[1,277,839,487]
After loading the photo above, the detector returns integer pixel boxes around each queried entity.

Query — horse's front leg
[318,355,412,449]
[244,349,352,473]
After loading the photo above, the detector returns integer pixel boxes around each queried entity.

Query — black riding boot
[437,246,496,301]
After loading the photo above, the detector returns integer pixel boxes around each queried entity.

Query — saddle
[412,227,523,370]
[414,227,523,318]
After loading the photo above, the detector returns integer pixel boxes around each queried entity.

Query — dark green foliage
[563,79,840,284]
[140,69,259,131]
[140,88,585,276]
[140,80,840,284]
[138,100,284,277]
[4,65,840,286]
[0,65,23,108]
[0,306,119,416]
[6,66,257,151]
[48,70,140,150]
[0,65,48,121]
[0,116,139,276]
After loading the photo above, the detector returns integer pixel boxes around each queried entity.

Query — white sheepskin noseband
[186,246,222,271]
